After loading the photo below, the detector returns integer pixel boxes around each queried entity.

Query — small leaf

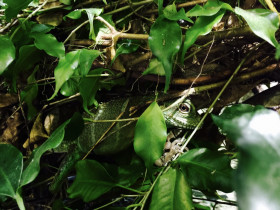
[3,0,32,21]
[235,8,279,47]
[187,0,233,16]
[134,101,167,172]
[49,51,80,100]
[112,39,140,64]
[149,16,181,92]
[20,119,71,187]
[143,58,165,76]
[31,33,65,58]
[150,168,193,210]
[0,36,15,75]
[212,105,280,210]
[0,144,23,198]
[180,10,225,63]
[67,159,117,202]
[163,3,193,23]
[175,148,233,193]
[79,68,107,113]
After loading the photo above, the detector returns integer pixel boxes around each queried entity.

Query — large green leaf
[148,16,181,92]
[49,51,80,100]
[187,0,233,16]
[20,118,71,187]
[175,148,233,193]
[78,49,101,76]
[0,36,15,75]
[235,8,279,47]
[3,0,32,21]
[180,10,225,63]
[212,105,280,210]
[134,101,167,172]
[149,168,193,210]
[0,144,23,198]
[67,159,117,202]
[31,33,65,59]
[79,68,107,113]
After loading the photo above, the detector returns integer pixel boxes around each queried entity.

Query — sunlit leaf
[60,78,79,96]
[134,102,167,172]
[180,10,225,63]
[187,0,233,16]
[0,36,15,75]
[20,119,71,186]
[150,168,193,210]
[0,144,23,198]
[67,159,117,202]
[49,51,80,100]
[149,16,181,92]
[31,33,65,58]
[143,58,165,76]
[235,8,279,47]
[3,0,32,21]
[163,3,193,23]
[212,105,280,209]
[175,148,233,193]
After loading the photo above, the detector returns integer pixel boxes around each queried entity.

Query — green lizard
[49,96,200,192]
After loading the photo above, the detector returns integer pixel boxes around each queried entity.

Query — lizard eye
[179,103,190,113]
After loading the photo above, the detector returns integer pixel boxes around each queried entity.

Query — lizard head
[162,99,201,129]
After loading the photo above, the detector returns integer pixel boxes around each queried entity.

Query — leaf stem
[15,191,25,210]
[116,184,146,195]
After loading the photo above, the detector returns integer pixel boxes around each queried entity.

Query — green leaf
[20,119,71,187]
[78,49,101,76]
[0,36,15,75]
[30,33,65,58]
[187,0,233,16]
[175,148,233,193]
[3,0,32,21]
[65,8,103,40]
[49,51,80,100]
[163,3,193,23]
[112,39,140,64]
[180,10,225,63]
[0,144,23,198]
[148,16,181,92]
[143,58,165,76]
[79,68,107,113]
[212,105,280,209]
[20,66,38,120]
[134,101,167,172]
[67,159,117,202]
[60,78,79,96]
[235,8,279,47]
[150,168,193,210]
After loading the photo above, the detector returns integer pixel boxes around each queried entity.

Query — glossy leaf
[79,68,107,113]
[143,58,165,76]
[150,168,193,210]
[20,119,71,187]
[112,39,140,64]
[235,8,279,47]
[60,78,79,96]
[67,159,117,202]
[49,51,80,100]
[0,144,23,198]
[31,33,65,58]
[0,36,15,75]
[78,49,101,76]
[3,0,32,21]
[20,66,38,120]
[180,10,225,63]
[212,105,280,210]
[149,16,181,92]
[134,101,167,172]
[187,0,233,16]
[163,3,193,23]
[175,148,233,193]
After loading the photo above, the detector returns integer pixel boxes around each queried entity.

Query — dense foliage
[1,0,280,209]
